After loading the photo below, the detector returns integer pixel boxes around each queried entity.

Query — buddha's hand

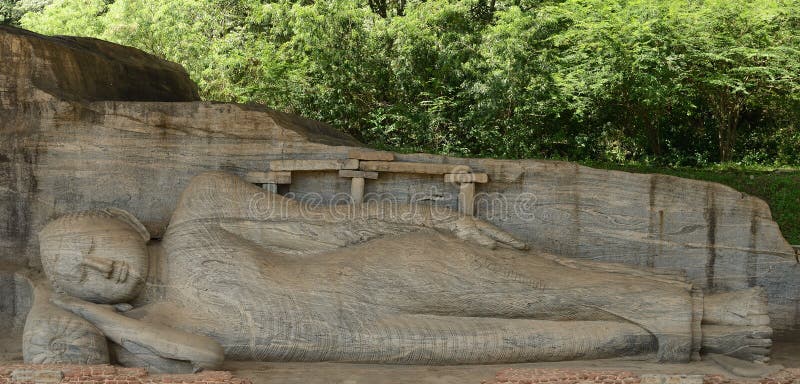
[437,215,528,250]
[50,294,114,317]
[52,294,224,372]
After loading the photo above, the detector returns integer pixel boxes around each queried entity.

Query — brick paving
[483,368,800,384]
[2,364,798,384]
[0,364,251,384]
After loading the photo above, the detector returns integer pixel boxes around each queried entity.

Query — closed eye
[81,256,114,278]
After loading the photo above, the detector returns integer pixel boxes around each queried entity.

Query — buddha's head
[39,208,150,304]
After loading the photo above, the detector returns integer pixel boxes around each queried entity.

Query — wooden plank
[348,149,395,161]
[342,159,360,170]
[360,161,471,175]
[458,182,475,216]
[268,159,342,171]
[339,170,379,180]
[350,177,365,204]
[444,173,489,184]
[244,171,291,184]
[486,167,524,183]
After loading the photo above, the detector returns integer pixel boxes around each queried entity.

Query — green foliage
[675,0,800,161]
[1,0,20,25]
[2,0,50,26]
[14,0,800,167]
[19,0,106,35]
[11,0,800,242]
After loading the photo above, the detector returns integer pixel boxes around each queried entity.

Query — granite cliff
[0,26,797,349]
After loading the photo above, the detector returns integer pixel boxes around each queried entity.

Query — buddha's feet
[701,287,772,362]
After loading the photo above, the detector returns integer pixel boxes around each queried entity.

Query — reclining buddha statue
[23,171,772,373]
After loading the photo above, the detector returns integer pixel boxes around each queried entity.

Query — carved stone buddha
[23,171,772,372]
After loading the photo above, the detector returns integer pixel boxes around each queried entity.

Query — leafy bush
[15,0,800,166]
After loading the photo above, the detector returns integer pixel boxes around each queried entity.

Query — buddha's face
[40,211,149,304]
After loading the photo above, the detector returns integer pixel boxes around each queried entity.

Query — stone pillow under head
[21,275,109,365]
[24,307,109,364]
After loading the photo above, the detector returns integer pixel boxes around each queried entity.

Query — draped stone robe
[129,171,701,364]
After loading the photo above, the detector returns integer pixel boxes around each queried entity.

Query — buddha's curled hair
[42,208,150,241]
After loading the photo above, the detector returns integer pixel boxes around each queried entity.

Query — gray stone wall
[1,26,797,334]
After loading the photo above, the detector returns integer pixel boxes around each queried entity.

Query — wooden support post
[350,177,365,204]
[339,170,376,205]
[262,183,277,193]
[458,182,475,216]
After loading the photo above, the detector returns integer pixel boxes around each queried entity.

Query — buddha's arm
[50,294,224,372]
[173,171,527,251]
[288,202,529,250]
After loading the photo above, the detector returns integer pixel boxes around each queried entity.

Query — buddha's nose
[82,255,114,278]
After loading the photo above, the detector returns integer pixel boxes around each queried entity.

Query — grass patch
[582,162,800,245]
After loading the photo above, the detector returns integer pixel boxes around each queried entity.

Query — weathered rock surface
[0,25,199,106]
[0,24,797,343]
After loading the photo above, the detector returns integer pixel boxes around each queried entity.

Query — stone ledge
[347,149,395,161]
[444,173,489,184]
[243,171,291,184]
[360,161,472,175]
[339,170,379,179]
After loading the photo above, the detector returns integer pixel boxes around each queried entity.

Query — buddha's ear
[103,208,150,242]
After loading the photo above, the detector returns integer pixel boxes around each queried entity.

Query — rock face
[0,24,797,345]
[33,167,792,369]
[0,25,199,105]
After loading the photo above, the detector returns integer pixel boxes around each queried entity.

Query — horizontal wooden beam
[360,161,471,175]
[268,159,342,172]
[348,149,395,161]
[244,171,291,184]
[339,170,379,179]
[444,173,489,184]
[341,159,360,170]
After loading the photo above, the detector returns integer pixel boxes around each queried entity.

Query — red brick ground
[2,364,797,384]
[0,364,252,384]
[484,368,800,384]
[486,368,641,384]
